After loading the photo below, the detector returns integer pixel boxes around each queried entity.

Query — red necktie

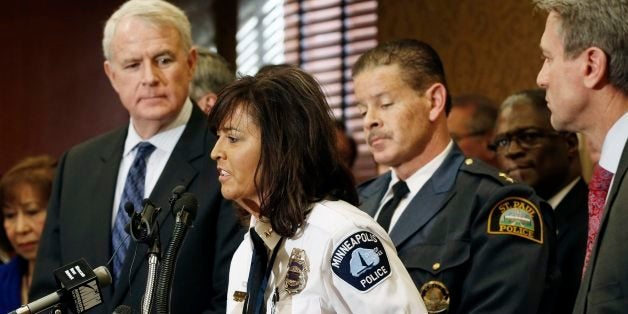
[582,164,614,276]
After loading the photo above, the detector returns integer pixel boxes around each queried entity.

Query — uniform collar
[250,215,283,250]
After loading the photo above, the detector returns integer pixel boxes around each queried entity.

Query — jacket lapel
[81,128,126,303]
[389,147,463,247]
[358,173,392,217]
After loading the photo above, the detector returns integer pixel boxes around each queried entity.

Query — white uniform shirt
[226,200,427,314]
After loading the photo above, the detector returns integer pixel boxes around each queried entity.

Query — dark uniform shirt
[358,144,558,314]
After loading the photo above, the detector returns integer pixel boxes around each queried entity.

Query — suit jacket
[553,178,588,314]
[358,145,557,314]
[30,105,245,313]
[574,139,628,313]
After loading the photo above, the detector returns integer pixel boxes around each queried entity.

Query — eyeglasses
[489,128,562,153]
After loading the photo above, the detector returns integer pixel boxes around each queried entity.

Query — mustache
[367,131,392,145]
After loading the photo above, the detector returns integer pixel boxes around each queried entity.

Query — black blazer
[574,138,628,313]
[553,178,588,314]
[30,105,244,313]
[358,145,558,314]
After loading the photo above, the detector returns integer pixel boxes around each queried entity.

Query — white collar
[249,215,283,250]
[390,141,453,193]
[547,177,580,209]
[123,99,192,157]
[599,112,628,173]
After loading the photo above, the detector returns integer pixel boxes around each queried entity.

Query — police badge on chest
[285,248,309,294]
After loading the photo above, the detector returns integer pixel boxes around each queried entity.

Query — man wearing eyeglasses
[492,88,587,314]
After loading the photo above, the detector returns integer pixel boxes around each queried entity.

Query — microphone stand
[127,199,163,314]
[141,233,160,314]
[155,192,198,314]
[141,186,184,314]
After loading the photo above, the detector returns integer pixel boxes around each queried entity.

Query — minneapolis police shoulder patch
[330,231,391,292]
[487,196,543,244]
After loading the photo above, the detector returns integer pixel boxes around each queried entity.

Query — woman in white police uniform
[209,66,426,314]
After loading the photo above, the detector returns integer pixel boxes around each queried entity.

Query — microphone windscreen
[113,305,133,314]
[93,266,112,287]
[173,192,198,220]
[171,185,186,196]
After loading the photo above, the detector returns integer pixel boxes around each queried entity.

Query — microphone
[172,192,198,226]
[11,259,111,314]
[129,199,161,243]
[168,185,186,209]
[155,192,198,314]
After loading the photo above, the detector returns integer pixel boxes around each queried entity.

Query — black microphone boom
[11,259,111,314]
[155,192,198,314]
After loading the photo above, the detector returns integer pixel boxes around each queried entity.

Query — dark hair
[208,66,358,237]
[334,120,358,168]
[0,155,57,252]
[256,63,295,75]
[452,94,498,135]
[352,39,452,114]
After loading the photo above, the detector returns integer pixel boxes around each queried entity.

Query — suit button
[432,262,441,271]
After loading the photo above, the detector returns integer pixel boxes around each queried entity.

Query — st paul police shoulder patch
[330,231,391,292]
[487,196,543,244]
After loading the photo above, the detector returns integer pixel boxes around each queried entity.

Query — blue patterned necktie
[111,142,156,283]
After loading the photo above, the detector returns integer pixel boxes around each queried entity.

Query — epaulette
[459,158,516,185]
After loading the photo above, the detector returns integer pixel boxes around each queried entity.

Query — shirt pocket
[275,296,323,314]
[400,239,470,291]
[401,240,469,273]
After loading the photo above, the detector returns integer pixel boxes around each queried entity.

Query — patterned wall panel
[378,0,547,104]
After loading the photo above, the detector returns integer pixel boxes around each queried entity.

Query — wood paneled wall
[0,2,127,174]
[378,0,547,104]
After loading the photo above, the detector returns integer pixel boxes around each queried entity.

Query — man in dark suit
[352,39,557,313]
[493,88,587,314]
[29,1,243,313]
[534,1,628,312]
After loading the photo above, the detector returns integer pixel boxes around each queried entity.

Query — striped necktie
[111,142,156,283]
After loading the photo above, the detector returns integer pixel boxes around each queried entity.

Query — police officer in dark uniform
[352,39,557,314]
